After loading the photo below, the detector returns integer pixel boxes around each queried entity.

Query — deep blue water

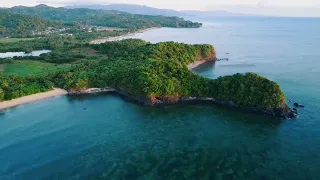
[1,17,320,179]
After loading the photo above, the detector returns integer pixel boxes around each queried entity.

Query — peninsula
[0,5,296,118]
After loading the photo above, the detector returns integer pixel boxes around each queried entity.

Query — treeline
[0,73,52,101]
[4,4,202,29]
[0,30,139,53]
[0,36,76,53]
[66,29,130,41]
[91,39,216,65]
[135,15,202,28]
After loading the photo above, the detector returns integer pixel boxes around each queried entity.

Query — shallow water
[1,17,320,179]
[0,50,51,59]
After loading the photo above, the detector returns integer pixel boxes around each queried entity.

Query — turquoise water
[1,17,320,179]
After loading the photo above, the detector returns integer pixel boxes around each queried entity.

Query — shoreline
[67,88,296,119]
[0,58,297,118]
[0,88,67,110]
[90,27,160,44]
[187,60,209,70]
[0,83,296,118]
[0,47,207,111]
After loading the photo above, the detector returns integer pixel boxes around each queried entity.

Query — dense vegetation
[0,30,129,53]
[4,5,202,30]
[0,35,79,52]
[0,11,67,37]
[91,39,215,65]
[0,73,52,101]
[0,38,52,52]
[0,4,202,39]
[47,39,284,109]
[0,37,286,110]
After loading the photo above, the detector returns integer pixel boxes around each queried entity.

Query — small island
[0,39,297,118]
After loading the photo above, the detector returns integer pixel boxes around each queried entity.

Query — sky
[2,0,320,17]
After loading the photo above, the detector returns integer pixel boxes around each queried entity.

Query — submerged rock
[294,103,305,108]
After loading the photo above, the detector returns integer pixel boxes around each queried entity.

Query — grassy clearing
[0,38,36,43]
[3,60,71,76]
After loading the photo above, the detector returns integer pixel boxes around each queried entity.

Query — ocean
[1,17,320,179]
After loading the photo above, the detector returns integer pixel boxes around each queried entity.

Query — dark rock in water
[226,53,230,54]
[286,107,299,118]
[83,108,87,110]
[293,112,298,117]
[288,111,297,119]
[294,103,304,108]
[216,58,229,61]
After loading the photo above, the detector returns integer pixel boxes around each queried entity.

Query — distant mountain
[66,4,184,16]
[65,4,253,17]
[4,5,202,29]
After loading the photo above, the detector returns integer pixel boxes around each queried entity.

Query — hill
[0,11,66,37]
[66,4,182,16]
[4,5,202,29]
[65,4,252,17]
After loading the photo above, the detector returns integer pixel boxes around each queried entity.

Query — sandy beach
[90,27,160,44]
[0,88,67,110]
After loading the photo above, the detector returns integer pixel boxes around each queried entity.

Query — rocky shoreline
[187,60,208,69]
[67,56,297,119]
[68,88,297,119]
